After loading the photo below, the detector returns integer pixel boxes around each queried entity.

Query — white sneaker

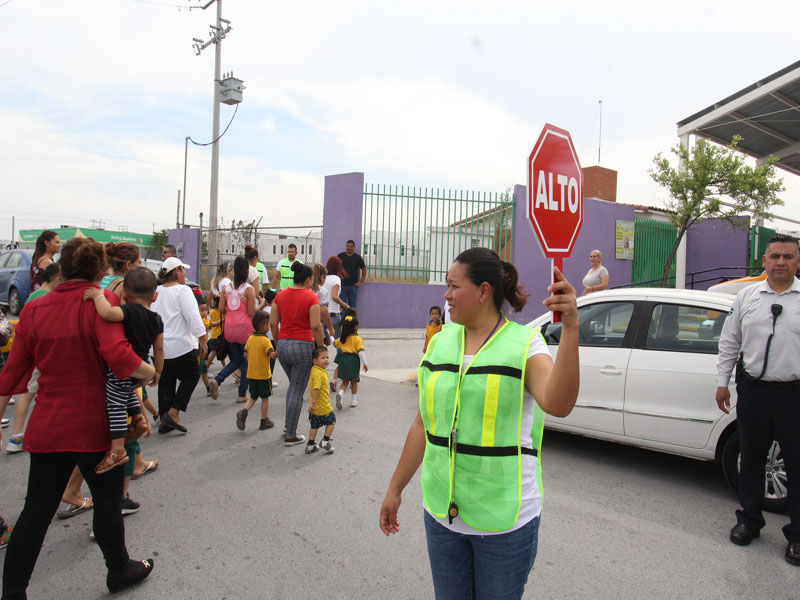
[320,439,335,453]
[6,436,24,453]
[335,391,343,410]
[8,398,14,405]
[350,398,358,408]
[1,418,8,429]
[304,442,319,454]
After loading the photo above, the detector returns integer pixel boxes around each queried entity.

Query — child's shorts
[208,338,218,352]
[309,411,336,429]
[249,378,272,399]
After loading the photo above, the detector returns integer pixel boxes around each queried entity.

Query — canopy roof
[677,60,800,177]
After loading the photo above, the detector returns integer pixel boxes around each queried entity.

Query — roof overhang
[676,60,800,177]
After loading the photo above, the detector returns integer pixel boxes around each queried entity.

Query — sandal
[95,450,130,474]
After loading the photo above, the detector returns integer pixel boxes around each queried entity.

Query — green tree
[147,229,169,260]
[649,137,784,287]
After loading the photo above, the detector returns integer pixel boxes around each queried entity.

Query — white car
[528,288,786,511]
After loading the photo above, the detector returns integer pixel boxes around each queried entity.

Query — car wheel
[721,433,788,513]
[8,287,22,315]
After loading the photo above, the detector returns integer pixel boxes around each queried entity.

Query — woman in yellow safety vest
[379,247,579,600]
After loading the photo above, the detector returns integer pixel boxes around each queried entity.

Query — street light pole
[207,0,222,270]
[182,135,189,228]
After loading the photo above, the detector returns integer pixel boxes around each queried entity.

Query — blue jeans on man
[340,284,358,309]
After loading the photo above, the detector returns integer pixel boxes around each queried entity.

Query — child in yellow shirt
[198,302,212,393]
[333,315,368,409]
[306,347,335,454]
[237,311,276,431]
[423,305,442,353]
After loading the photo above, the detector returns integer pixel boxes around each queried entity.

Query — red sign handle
[552,256,563,323]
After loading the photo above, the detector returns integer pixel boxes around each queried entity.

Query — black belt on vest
[426,431,537,457]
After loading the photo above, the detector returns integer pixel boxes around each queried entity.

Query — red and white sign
[527,123,583,257]
[527,123,583,321]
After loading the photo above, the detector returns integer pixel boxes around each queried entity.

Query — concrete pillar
[322,173,365,262]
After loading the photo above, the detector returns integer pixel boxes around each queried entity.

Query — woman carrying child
[0,237,156,597]
[333,315,368,409]
[152,257,208,433]
[208,256,256,403]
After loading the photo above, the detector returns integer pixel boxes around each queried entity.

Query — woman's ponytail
[454,247,529,313]
[500,261,528,312]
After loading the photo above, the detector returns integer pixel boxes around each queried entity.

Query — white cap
[162,256,190,273]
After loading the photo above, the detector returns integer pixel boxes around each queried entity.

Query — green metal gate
[749,225,775,267]
[632,217,677,287]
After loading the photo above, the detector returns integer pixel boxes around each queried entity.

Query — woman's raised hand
[543,267,578,328]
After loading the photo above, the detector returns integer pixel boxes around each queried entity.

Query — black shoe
[786,541,800,566]
[730,523,760,546]
[107,558,154,593]
[236,409,247,431]
[157,423,174,434]
[161,413,187,433]
[120,495,141,516]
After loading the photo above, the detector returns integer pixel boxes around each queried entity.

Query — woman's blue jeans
[423,511,540,600]
[215,341,248,398]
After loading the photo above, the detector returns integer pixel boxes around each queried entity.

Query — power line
[0,0,17,8]
[189,103,238,146]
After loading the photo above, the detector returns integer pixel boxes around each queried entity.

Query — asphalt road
[1,329,797,599]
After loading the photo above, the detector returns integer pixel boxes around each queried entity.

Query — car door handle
[599,366,623,376]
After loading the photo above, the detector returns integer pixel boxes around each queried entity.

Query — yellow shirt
[424,321,442,350]
[334,334,365,354]
[244,333,274,380]
[202,318,211,335]
[210,308,223,340]
[308,365,332,416]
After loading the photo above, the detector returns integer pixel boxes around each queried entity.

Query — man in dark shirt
[337,240,366,308]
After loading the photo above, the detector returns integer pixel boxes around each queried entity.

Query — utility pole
[182,136,189,228]
[176,190,181,229]
[597,100,603,166]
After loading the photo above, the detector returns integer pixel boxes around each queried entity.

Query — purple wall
[686,217,750,290]
[168,228,201,275]
[510,186,635,324]
[321,172,364,264]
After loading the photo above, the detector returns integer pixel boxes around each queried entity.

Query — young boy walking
[306,346,335,454]
[237,311,276,431]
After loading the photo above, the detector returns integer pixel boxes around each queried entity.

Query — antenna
[597,100,603,166]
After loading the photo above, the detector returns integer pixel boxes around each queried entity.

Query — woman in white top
[323,256,349,338]
[582,249,609,295]
[152,257,208,433]
[311,264,335,345]
[207,256,257,403]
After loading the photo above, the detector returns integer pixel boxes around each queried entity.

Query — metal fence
[362,184,514,284]
[631,217,677,287]
[200,225,322,287]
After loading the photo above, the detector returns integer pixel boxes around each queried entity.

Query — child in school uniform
[306,346,335,454]
[423,305,443,353]
[236,311,276,431]
[198,302,212,393]
[84,267,164,473]
[206,297,225,370]
[333,315,368,409]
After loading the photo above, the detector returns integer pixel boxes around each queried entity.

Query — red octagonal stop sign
[527,123,583,257]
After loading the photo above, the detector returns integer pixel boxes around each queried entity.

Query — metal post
[207,0,223,273]
[675,133,691,289]
[598,100,603,166]
[182,136,189,228]
[176,190,181,229]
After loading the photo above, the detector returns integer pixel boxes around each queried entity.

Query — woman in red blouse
[0,237,157,597]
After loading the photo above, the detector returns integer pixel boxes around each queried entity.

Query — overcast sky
[2,0,799,239]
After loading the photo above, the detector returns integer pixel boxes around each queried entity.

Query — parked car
[0,249,33,315]
[528,287,786,511]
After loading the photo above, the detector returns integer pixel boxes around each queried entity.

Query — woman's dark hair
[264,288,277,304]
[32,230,58,265]
[233,256,249,288]
[158,266,180,283]
[291,260,313,284]
[454,247,528,313]
[105,242,140,273]
[339,314,359,344]
[324,256,348,280]
[59,237,107,282]
[244,244,259,262]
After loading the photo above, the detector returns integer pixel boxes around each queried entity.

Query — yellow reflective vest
[279,257,301,289]
[418,319,545,531]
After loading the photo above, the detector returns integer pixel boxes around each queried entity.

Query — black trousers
[735,378,800,542]
[2,452,129,599]
[158,349,200,415]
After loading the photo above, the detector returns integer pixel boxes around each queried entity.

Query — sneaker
[1,418,8,428]
[284,434,306,447]
[0,526,11,549]
[335,391,343,410]
[6,436,23,453]
[8,398,14,405]
[320,440,335,453]
[208,380,219,400]
[236,409,247,431]
[259,418,274,430]
[305,442,319,454]
[120,496,141,516]
[350,397,358,408]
